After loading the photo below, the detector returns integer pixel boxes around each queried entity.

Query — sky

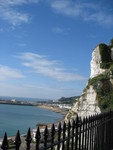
[0,0,113,99]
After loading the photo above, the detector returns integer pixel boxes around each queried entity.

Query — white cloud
[0,0,39,26]
[18,52,86,82]
[52,27,70,34]
[48,0,113,26]
[0,0,112,26]
[17,43,26,47]
[50,0,82,17]
[0,0,38,6]
[0,65,24,80]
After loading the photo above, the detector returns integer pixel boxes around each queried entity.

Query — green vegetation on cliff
[99,43,113,69]
[87,72,113,112]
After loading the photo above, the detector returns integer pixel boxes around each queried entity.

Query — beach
[37,104,69,116]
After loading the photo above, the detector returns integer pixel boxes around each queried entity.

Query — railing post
[50,124,55,150]
[78,118,82,150]
[96,114,99,150]
[14,130,21,150]
[81,117,85,150]
[88,117,91,150]
[104,113,108,150]
[110,111,113,149]
[71,120,75,150]
[84,117,88,150]
[35,127,41,150]
[109,110,112,149]
[94,115,97,150]
[66,121,71,150]
[26,128,32,150]
[62,121,66,150]
[75,115,79,150]
[1,133,8,150]
[57,122,61,150]
[43,125,49,150]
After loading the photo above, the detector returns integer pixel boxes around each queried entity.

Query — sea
[0,96,63,138]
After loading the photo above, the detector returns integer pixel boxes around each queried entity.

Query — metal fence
[1,110,113,150]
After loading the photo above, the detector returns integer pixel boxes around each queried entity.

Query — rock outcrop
[65,40,113,121]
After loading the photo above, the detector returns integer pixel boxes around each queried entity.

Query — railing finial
[15,130,21,150]
[1,132,8,150]
[26,128,32,150]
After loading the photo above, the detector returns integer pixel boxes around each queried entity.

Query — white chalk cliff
[65,42,113,121]
[65,85,101,120]
[65,44,113,121]
[90,46,105,78]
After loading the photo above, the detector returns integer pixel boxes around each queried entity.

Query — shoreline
[36,104,68,129]
[37,104,69,116]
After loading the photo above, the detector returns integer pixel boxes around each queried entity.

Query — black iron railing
[1,111,113,150]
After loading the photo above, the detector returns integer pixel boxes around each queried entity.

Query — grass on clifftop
[99,38,113,69]
[99,43,113,69]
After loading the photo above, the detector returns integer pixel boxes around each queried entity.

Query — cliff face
[65,86,101,120]
[65,41,113,121]
[90,46,105,78]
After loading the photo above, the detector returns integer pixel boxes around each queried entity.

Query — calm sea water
[0,104,63,137]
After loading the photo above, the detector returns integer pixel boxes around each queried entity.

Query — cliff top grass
[99,38,113,69]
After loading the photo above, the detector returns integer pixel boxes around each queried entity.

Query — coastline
[37,104,68,116]
[35,103,69,128]
[36,104,68,127]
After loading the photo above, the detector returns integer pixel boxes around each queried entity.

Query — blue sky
[0,0,113,99]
